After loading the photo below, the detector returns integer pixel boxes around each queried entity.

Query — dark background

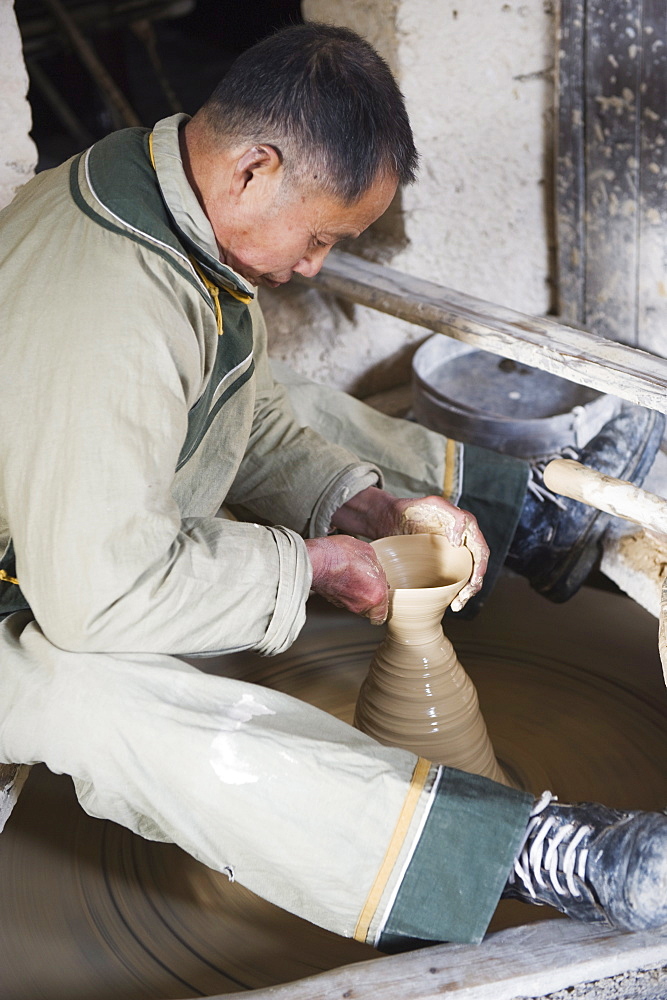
[16,0,303,170]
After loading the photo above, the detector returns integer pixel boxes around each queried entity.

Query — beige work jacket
[0,114,380,656]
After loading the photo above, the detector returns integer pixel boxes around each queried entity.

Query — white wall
[396,0,555,312]
[0,1,37,211]
[262,0,556,395]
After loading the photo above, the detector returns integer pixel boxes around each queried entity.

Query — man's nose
[292,247,330,278]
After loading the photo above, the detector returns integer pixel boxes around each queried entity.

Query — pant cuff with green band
[374,766,532,951]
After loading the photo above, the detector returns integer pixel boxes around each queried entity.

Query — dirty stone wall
[261,0,556,396]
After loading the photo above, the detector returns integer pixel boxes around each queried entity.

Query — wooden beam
[192,921,667,1000]
[298,252,667,414]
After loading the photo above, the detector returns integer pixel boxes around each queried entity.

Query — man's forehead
[299,175,398,231]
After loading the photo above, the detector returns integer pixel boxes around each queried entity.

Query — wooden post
[556,0,667,354]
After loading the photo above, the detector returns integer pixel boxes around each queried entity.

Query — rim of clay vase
[371,534,473,596]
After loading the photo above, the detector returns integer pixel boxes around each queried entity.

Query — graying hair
[198,22,418,203]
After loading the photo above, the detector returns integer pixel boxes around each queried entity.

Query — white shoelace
[509,791,593,900]
[527,447,579,508]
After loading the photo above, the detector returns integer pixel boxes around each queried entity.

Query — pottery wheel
[2,576,667,999]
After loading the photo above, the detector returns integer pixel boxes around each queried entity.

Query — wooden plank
[637,0,667,357]
[584,0,643,345]
[555,0,586,325]
[556,1,667,353]
[192,921,667,1000]
[601,527,667,619]
[299,252,667,413]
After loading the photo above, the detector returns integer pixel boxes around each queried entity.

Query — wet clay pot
[354,533,508,785]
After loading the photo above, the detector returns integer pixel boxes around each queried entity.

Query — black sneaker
[503,792,667,931]
[506,404,665,601]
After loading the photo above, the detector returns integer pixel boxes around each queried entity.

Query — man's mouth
[263,276,291,288]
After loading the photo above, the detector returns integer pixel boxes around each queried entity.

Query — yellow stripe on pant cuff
[443,437,458,502]
[354,757,431,943]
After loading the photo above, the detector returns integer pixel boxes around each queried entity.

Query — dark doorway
[16,0,303,170]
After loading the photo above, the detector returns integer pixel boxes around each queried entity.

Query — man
[0,23,665,951]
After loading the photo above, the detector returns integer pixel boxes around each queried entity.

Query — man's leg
[0,610,531,949]
[3,612,666,942]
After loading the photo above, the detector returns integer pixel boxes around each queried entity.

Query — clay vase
[354,533,508,785]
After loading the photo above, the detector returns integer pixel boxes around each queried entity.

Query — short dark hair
[198,22,418,202]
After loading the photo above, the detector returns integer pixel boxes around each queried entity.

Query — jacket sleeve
[226,297,381,537]
[1,255,315,657]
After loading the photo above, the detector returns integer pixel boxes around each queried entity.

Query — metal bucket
[412,334,622,458]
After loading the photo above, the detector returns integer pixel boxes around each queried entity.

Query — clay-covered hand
[330,486,489,613]
[389,496,488,611]
[305,535,389,625]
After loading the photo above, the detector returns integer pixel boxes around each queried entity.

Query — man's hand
[305,535,389,624]
[330,486,489,613]
[387,496,488,611]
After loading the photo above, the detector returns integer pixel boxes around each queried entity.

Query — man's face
[216,172,398,289]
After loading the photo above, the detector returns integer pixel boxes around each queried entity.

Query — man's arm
[225,298,382,536]
[0,241,316,657]
[227,302,488,623]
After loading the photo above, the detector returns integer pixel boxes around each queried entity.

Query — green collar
[151,114,255,300]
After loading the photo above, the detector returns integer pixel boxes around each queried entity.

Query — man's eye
[314,238,329,248]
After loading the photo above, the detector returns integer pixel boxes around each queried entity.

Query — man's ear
[230,145,283,199]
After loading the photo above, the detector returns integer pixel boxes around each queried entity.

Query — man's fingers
[450,583,474,613]
[367,598,388,626]
[460,532,489,584]
[388,495,491,613]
